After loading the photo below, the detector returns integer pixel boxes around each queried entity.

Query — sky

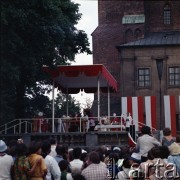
[72,0,98,65]
[71,0,98,109]
[51,0,98,111]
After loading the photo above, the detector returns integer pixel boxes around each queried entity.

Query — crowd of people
[0,126,180,180]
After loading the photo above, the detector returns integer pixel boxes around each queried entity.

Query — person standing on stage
[125,112,133,132]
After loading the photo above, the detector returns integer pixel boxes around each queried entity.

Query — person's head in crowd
[122,158,131,169]
[0,140,7,153]
[147,148,154,160]
[96,145,107,161]
[97,145,107,155]
[105,149,111,158]
[176,135,180,145]
[81,156,89,170]
[87,151,100,165]
[41,140,51,158]
[80,152,88,162]
[150,146,161,158]
[129,153,141,164]
[163,127,172,136]
[7,139,18,156]
[113,146,122,159]
[104,149,112,164]
[168,142,180,155]
[49,138,56,145]
[141,126,151,135]
[159,145,170,159]
[73,147,82,159]
[109,152,120,163]
[176,135,180,142]
[28,141,42,155]
[59,159,69,172]
[121,146,131,159]
[16,143,28,156]
[96,151,105,162]
[73,174,86,180]
[56,144,68,160]
[113,146,121,151]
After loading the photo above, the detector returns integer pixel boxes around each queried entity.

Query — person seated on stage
[101,115,110,125]
[111,113,120,125]
[83,112,89,131]
[69,114,78,132]
[99,115,110,131]
[111,113,120,131]
[88,114,95,131]
[42,119,48,133]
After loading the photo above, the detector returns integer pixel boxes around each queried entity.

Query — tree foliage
[0,0,91,124]
[54,94,81,118]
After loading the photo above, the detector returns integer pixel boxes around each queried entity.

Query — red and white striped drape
[121,96,179,135]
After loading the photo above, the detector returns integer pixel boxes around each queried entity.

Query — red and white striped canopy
[43,64,118,94]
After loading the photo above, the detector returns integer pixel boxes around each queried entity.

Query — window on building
[134,29,142,40]
[168,66,180,86]
[138,68,151,87]
[125,29,133,43]
[164,4,171,25]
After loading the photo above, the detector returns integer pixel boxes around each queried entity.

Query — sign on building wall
[122,14,145,24]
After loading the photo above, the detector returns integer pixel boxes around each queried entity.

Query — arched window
[134,29,142,39]
[125,29,133,43]
[164,4,171,25]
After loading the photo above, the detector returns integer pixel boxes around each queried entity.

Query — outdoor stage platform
[0,131,129,148]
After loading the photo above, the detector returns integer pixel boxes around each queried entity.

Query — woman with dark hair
[27,141,47,180]
[135,126,161,162]
[59,160,73,180]
[13,143,40,180]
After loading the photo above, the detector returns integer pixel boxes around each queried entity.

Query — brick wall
[92,1,180,124]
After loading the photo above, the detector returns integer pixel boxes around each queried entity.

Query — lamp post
[156,59,163,130]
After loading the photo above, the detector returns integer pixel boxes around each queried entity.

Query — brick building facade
[91,0,180,130]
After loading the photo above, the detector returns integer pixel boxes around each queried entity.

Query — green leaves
[0,0,91,123]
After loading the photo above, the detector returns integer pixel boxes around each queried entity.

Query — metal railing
[0,116,156,135]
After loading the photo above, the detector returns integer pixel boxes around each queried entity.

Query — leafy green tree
[54,93,81,118]
[0,0,91,124]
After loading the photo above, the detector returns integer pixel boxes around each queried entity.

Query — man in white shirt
[0,140,14,180]
[69,147,83,177]
[135,126,161,162]
[42,140,61,180]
